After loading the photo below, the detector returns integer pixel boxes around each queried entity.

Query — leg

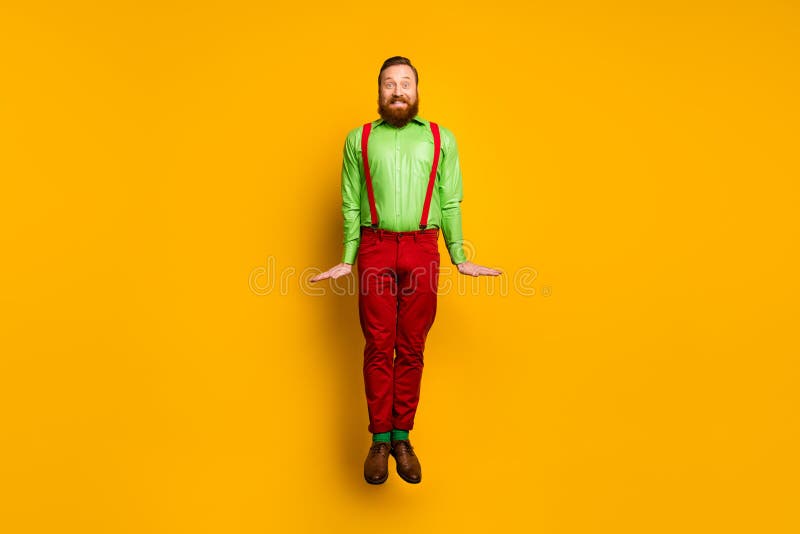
[357,232,399,434]
[393,233,440,430]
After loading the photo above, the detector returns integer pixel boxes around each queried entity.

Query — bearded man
[311,56,500,484]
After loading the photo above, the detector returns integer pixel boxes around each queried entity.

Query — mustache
[377,92,419,128]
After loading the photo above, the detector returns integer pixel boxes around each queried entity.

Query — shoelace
[393,442,416,456]
[369,442,389,455]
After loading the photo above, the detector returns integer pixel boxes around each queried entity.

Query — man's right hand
[310,262,353,283]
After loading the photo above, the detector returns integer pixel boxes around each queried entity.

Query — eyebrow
[384,76,413,81]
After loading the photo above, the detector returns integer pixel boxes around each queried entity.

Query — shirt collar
[374,115,428,127]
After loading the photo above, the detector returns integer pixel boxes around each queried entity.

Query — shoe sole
[396,470,421,484]
[364,472,388,485]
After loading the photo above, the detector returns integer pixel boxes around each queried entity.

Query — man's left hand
[456,261,502,277]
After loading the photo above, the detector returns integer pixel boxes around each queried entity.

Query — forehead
[380,64,416,83]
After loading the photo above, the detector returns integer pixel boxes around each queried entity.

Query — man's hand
[310,262,353,283]
[457,261,502,277]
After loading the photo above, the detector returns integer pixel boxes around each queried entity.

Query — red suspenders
[360,123,379,228]
[419,122,441,230]
[360,121,442,230]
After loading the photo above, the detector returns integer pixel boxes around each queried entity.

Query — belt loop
[377,229,383,241]
[413,232,418,243]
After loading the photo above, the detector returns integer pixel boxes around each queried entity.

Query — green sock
[391,429,409,441]
[372,431,391,443]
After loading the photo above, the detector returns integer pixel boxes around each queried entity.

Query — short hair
[378,56,419,87]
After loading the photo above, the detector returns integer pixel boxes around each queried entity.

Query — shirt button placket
[395,131,400,226]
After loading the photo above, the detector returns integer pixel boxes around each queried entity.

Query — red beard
[377,95,419,128]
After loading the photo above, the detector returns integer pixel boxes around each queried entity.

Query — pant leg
[357,230,399,434]
[392,232,440,430]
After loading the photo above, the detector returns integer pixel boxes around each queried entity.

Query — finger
[311,271,331,283]
[479,265,502,274]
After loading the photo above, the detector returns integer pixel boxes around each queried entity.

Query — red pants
[357,226,440,433]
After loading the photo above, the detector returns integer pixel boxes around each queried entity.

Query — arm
[310,130,360,283]
[438,129,467,265]
[341,130,362,265]
[439,128,502,277]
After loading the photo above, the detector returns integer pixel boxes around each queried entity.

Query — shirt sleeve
[341,129,362,264]
[438,128,467,265]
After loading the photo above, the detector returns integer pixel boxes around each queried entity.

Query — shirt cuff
[447,243,467,265]
[342,240,360,265]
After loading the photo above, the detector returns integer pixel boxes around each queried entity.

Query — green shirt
[340,115,467,265]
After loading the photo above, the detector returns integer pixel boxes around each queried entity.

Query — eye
[402,82,409,89]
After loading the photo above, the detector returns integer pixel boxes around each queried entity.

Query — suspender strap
[419,121,441,229]
[360,123,379,227]
[360,121,442,230]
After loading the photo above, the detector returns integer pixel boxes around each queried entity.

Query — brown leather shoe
[364,441,391,484]
[391,440,422,484]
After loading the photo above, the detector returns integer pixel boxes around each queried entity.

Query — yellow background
[1,1,798,532]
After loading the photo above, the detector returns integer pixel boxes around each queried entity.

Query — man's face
[377,64,419,128]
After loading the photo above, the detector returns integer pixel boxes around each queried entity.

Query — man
[311,56,500,484]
